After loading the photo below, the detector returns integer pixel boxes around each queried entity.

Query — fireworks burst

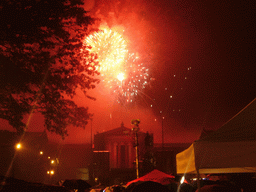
[114,53,150,103]
[85,27,128,80]
[84,27,150,104]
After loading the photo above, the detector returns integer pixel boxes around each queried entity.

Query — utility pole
[161,116,164,172]
[91,119,93,149]
[131,119,140,179]
[162,117,164,150]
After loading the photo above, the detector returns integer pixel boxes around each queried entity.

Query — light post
[162,117,164,151]
[91,118,93,149]
[16,143,22,150]
[47,157,59,184]
[4,142,22,178]
[131,119,140,179]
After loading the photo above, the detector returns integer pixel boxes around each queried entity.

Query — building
[92,122,193,184]
[93,122,152,184]
[94,122,151,169]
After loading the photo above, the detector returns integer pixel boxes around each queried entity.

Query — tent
[176,98,256,175]
[126,169,175,186]
[126,181,170,192]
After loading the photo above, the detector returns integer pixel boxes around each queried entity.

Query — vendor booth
[176,98,256,175]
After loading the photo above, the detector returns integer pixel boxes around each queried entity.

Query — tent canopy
[176,98,256,175]
[126,169,174,186]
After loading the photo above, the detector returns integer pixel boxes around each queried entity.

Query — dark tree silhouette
[0,0,100,138]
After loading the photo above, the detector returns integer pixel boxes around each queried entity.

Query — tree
[0,0,100,138]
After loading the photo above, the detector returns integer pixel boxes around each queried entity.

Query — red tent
[126,169,175,186]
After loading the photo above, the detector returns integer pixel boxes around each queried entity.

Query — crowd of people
[1,172,255,191]
[87,173,256,192]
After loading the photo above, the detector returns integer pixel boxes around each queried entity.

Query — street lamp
[91,118,93,149]
[15,143,21,150]
[47,170,54,175]
[131,119,140,179]
[162,116,164,150]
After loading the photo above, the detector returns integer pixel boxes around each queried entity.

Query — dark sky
[146,0,255,127]
[1,0,255,144]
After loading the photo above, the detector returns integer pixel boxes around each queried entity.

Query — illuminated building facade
[93,122,151,170]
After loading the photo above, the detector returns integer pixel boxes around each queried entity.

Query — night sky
[146,0,255,130]
[1,0,255,144]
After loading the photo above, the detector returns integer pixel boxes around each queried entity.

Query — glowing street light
[16,143,21,149]
[47,170,54,175]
